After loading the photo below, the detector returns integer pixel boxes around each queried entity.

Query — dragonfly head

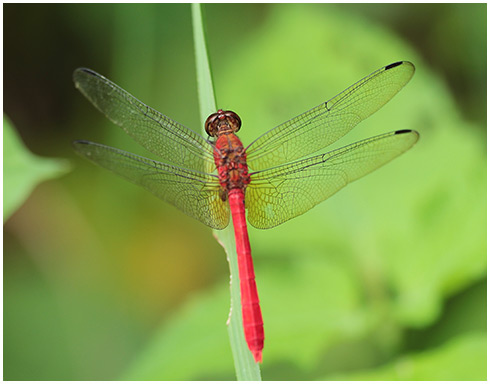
[205,109,241,137]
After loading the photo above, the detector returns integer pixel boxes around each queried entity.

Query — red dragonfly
[73,61,418,363]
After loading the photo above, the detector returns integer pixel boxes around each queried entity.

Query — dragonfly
[73,61,418,363]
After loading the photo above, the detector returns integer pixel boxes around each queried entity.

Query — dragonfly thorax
[214,132,250,195]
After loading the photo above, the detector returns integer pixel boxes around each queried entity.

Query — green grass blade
[191,3,216,122]
[191,4,262,381]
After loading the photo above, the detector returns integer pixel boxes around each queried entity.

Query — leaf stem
[191,4,262,381]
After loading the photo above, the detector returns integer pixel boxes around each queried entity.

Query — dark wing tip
[394,129,412,134]
[73,67,101,86]
[395,129,420,142]
[73,139,91,145]
[385,61,415,72]
[385,61,404,70]
[73,67,97,76]
[72,140,97,152]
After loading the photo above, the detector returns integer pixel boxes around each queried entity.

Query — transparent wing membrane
[246,130,419,229]
[74,62,418,232]
[246,61,415,171]
[74,141,229,229]
[73,68,216,173]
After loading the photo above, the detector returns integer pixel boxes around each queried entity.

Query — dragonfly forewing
[73,68,216,174]
[246,129,419,229]
[246,61,415,171]
[74,141,229,229]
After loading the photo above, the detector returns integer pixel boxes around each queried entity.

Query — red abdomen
[228,189,264,362]
[213,132,263,362]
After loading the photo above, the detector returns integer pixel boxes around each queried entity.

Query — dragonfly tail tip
[252,350,263,363]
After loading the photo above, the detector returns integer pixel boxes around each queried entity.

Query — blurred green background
[3,3,486,380]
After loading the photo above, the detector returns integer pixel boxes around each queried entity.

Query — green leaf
[123,286,234,380]
[323,332,487,380]
[3,115,70,222]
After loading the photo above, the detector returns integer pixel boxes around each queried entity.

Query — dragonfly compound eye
[223,110,242,132]
[205,112,220,137]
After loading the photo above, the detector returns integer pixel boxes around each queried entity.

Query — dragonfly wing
[246,129,419,229]
[74,140,229,230]
[246,61,415,171]
[73,68,216,173]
